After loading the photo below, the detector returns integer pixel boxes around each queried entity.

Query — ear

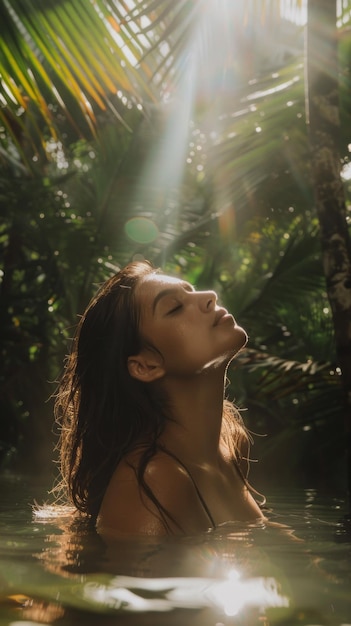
[127,350,165,383]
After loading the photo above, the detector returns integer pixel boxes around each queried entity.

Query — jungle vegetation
[0,0,350,494]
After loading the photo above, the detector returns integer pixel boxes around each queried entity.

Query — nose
[198,290,217,313]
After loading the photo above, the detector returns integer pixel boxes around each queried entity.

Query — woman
[55,260,264,536]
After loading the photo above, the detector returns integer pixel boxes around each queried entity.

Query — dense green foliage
[0,1,350,490]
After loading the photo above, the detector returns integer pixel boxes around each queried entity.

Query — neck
[157,367,227,467]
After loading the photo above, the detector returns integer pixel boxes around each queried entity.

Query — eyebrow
[152,282,193,314]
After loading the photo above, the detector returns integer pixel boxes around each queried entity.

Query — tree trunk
[306,0,351,500]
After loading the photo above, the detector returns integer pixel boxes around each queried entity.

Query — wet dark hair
[54,260,252,530]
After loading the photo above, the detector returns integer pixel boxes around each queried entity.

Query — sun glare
[280,0,307,25]
[125,0,310,253]
[80,569,289,614]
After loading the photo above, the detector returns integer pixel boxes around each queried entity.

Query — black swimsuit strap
[160,447,216,529]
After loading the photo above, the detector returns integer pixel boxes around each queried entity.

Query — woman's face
[134,273,247,377]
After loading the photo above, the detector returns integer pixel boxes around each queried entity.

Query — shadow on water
[0,473,350,626]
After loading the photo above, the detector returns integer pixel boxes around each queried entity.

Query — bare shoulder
[96,450,212,537]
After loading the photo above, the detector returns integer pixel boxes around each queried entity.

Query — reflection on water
[0,474,350,626]
[75,568,289,614]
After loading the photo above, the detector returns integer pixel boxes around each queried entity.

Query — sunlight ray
[126,0,246,251]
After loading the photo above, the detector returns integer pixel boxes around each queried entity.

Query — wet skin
[97,273,263,537]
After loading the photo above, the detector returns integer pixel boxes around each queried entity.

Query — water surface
[0,473,350,625]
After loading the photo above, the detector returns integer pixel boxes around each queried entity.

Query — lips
[213,308,234,326]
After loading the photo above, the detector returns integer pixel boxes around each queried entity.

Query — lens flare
[124,217,159,243]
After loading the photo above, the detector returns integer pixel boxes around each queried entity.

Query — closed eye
[167,303,183,315]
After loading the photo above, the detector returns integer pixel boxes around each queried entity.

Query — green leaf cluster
[0,0,350,486]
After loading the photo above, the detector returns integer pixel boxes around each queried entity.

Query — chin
[233,325,248,349]
[221,331,248,367]
[230,338,248,360]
